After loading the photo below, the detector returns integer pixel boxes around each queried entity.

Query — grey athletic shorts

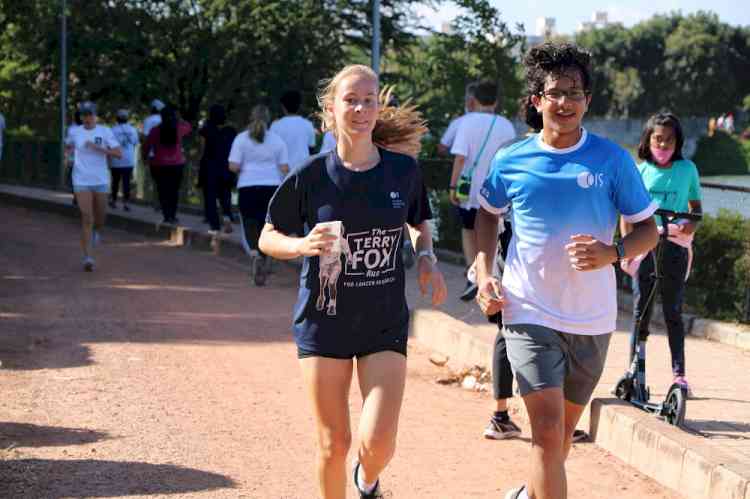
[503,323,611,406]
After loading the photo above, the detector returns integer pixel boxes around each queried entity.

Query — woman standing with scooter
[621,112,703,395]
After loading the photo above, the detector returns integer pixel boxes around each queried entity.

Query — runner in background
[65,101,122,271]
[449,79,516,301]
[142,99,165,212]
[109,109,139,211]
[270,90,317,168]
[228,104,289,286]
[199,103,237,234]
[437,82,478,156]
[142,105,192,225]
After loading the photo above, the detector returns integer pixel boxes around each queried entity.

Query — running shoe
[673,376,694,398]
[91,230,101,248]
[222,217,233,234]
[572,429,588,442]
[504,485,526,499]
[123,204,131,212]
[82,256,95,272]
[483,417,521,440]
[352,461,383,499]
[459,281,478,301]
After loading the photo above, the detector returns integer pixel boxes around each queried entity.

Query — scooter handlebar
[654,208,703,222]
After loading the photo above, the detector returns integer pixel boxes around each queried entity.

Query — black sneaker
[253,256,267,287]
[483,417,521,440]
[572,429,588,442]
[459,281,478,301]
[352,461,383,499]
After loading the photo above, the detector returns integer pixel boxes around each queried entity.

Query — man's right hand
[476,276,504,316]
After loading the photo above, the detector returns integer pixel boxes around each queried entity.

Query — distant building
[577,11,610,33]
[535,17,556,38]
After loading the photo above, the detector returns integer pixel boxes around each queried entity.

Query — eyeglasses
[539,89,589,102]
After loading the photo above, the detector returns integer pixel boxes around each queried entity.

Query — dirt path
[0,205,679,498]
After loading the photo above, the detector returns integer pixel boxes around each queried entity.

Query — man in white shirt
[449,79,516,301]
[437,82,478,156]
[142,99,164,139]
[110,109,139,211]
[142,98,165,211]
[269,90,316,169]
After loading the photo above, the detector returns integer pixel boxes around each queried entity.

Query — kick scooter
[613,208,702,427]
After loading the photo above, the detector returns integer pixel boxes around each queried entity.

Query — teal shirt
[638,159,701,224]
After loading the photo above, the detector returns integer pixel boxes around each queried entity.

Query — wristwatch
[615,240,626,262]
[416,249,437,265]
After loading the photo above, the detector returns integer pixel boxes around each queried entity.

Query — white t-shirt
[319,131,337,154]
[451,112,516,209]
[270,116,316,169]
[440,115,464,148]
[142,114,162,137]
[228,130,289,188]
[110,123,139,168]
[66,125,119,186]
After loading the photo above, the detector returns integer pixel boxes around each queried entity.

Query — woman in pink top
[143,105,192,224]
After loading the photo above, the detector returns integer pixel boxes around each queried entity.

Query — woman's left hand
[677,222,697,235]
[417,257,447,306]
[564,234,615,271]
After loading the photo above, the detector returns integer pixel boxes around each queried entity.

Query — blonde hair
[317,64,427,158]
[247,104,270,143]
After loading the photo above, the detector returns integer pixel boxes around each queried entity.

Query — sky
[414,1,748,35]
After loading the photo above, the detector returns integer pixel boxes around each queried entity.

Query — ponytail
[247,104,270,143]
[372,86,427,158]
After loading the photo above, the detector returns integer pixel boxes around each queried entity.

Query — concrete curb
[590,398,750,499]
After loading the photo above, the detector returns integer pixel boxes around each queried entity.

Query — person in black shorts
[259,64,447,499]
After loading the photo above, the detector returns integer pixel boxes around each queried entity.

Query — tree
[388,0,525,141]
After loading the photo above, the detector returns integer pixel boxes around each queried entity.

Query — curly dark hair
[520,43,592,131]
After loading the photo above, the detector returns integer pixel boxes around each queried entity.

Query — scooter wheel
[664,386,687,427]
[614,376,632,401]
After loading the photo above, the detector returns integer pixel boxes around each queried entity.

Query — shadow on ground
[0,422,110,449]
[0,459,236,497]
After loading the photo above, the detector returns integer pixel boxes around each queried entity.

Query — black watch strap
[615,240,626,261]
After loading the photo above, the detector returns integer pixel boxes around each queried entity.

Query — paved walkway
[2,183,749,498]
[0,202,679,498]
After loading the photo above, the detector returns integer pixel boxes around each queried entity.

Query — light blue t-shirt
[110,123,139,168]
[479,129,656,335]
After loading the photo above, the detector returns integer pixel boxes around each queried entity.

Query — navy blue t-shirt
[266,147,432,354]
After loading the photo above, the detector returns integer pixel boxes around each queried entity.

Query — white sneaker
[82,256,95,272]
[505,485,526,499]
[222,217,233,234]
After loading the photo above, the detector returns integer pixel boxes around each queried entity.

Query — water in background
[701,176,750,219]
